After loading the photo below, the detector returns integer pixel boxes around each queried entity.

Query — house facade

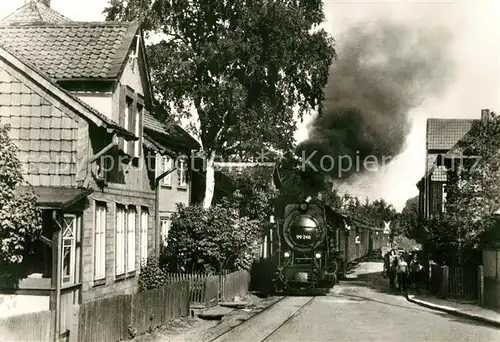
[0,0,199,322]
[416,110,492,221]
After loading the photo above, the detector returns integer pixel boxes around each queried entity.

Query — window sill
[177,186,188,191]
[115,271,136,283]
[93,279,106,288]
[160,184,172,189]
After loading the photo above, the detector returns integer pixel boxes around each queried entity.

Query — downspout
[52,210,63,342]
[154,166,177,257]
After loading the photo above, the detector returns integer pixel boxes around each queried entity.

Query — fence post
[478,265,484,306]
[441,266,449,299]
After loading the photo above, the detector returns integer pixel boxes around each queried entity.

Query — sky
[1,0,499,211]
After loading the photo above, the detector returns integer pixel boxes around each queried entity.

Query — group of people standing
[383,249,423,293]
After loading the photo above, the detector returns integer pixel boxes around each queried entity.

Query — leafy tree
[162,204,261,273]
[441,112,500,250]
[398,195,419,238]
[0,122,42,286]
[221,166,279,226]
[104,0,336,208]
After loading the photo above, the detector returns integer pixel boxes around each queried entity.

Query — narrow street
[212,262,500,342]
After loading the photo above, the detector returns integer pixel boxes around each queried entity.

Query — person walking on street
[409,253,421,291]
[397,253,409,293]
[388,249,398,288]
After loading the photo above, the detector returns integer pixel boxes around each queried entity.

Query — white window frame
[178,159,187,188]
[62,214,77,285]
[162,156,173,186]
[94,202,107,281]
[160,216,171,248]
[123,101,129,155]
[140,207,149,263]
[115,205,126,276]
[127,206,137,273]
[135,104,142,158]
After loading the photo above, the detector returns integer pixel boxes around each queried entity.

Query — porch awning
[16,186,93,209]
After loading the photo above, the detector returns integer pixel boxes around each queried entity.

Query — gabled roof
[0,1,71,25]
[0,44,136,140]
[426,118,477,151]
[0,22,139,80]
[144,111,200,153]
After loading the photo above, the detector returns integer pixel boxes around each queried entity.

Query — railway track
[208,296,317,342]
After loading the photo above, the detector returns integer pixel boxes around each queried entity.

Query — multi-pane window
[62,215,77,285]
[94,203,106,281]
[178,159,187,188]
[115,205,126,276]
[158,156,173,186]
[135,104,143,158]
[123,99,132,155]
[127,207,136,273]
[160,217,171,248]
[116,204,138,278]
[140,208,149,262]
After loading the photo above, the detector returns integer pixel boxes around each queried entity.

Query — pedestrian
[396,253,409,293]
[388,249,398,288]
[409,253,421,291]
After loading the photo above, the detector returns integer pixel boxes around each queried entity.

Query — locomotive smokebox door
[283,203,326,253]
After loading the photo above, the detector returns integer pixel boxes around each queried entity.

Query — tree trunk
[203,151,216,209]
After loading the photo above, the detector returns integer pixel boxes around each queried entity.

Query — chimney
[481,109,490,127]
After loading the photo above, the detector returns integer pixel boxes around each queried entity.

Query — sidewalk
[407,289,500,328]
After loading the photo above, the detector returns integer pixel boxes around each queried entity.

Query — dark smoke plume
[297,20,455,183]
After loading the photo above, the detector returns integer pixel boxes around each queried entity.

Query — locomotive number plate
[295,235,312,240]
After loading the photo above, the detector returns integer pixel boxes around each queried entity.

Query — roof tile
[0,22,139,80]
[426,119,477,151]
[0,1,72,25]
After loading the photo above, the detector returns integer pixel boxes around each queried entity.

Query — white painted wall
[0,294,50,318]
[74,93,113,120]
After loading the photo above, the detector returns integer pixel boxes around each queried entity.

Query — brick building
[0,0,199,322]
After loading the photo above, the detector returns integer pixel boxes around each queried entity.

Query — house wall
[80,192,155,302]
[73,92,113,119]
[0,294,50,318]
[0,60,81,187]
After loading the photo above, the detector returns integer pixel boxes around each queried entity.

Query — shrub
[138,255,168,292]
[0,122,42,287]
[163,203,261,274]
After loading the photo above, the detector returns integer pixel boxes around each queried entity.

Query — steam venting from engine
[297,20,455,186]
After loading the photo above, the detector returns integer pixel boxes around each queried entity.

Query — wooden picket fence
[78,281,190,342]
[0,310,53,342]
[166,270,250,307]
[448,266,479,300]
[0,282,190,342]
[429,265,481,301]
[0,270,251,342]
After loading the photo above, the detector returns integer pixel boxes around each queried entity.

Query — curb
[406,294,500,329]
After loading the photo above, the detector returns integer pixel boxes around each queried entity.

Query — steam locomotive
[269,197,346,294]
